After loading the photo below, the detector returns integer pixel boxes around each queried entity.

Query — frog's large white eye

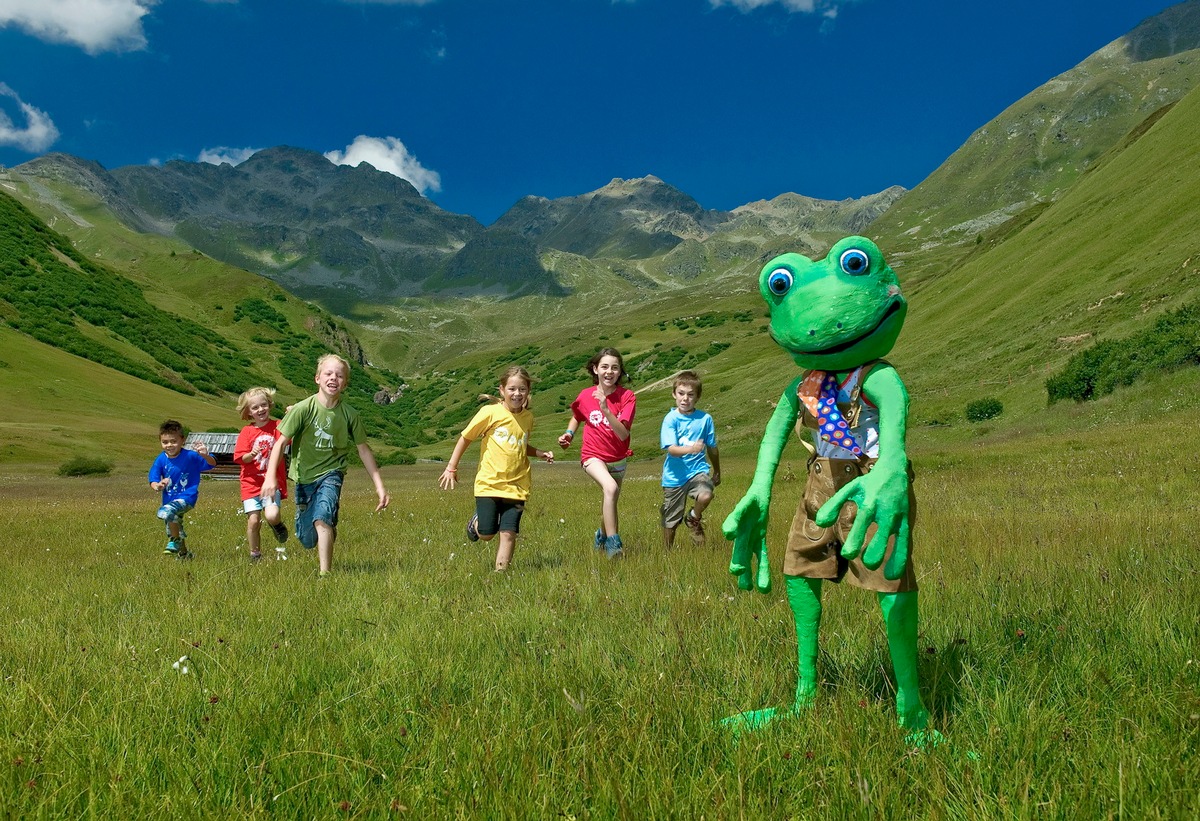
[839,248,870,276]
[766,267,793,296]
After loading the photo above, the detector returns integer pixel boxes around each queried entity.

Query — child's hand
[712,470,721,487]
[558,432,574,450]
[540,450,555,464]
[150,480,167,491]
[194,442,210,456]
[438,466,458,490]
[592,387,606,405]
[687,440,705,454]
[375,489,390,512]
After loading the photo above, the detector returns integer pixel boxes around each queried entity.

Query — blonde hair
[236,386,277,420]
[315,353,351,377]
[479,366,533,411]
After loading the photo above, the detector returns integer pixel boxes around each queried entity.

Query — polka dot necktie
[798,371,863,456]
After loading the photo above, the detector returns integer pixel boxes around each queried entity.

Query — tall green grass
[1,434,1196,817]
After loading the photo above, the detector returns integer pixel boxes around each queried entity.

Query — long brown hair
[587,347,628,385]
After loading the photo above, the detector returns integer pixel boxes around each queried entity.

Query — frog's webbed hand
[721,381,799,594]
[723,488,771,592]
[816,465,910,578]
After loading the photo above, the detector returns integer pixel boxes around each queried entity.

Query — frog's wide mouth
[773,297,904,357]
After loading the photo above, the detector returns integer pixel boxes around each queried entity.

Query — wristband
[563,429,574,438]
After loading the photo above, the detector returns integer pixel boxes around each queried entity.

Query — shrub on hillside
[1046,302,1200,402]
[58,456,114,477]
[375,450,416,467]
[965,398,1003,423]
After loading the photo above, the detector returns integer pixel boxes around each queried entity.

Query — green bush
[58,455,114,477]
[1047,302,1200,402]
[965,398,1003,422]
[375,450,416,466]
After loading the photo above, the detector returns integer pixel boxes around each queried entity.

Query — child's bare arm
[558,421,579,450]
[260,437,287,500]
[193,442,217,466]
[526,443,555,463]
[709,445,721,486]
[665,441,706,457]
[357,442,390,512]
[439,437,471,489]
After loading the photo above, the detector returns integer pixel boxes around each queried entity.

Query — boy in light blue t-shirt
[660,370,721,547]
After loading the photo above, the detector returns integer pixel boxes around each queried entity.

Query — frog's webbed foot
[719,693,815,738]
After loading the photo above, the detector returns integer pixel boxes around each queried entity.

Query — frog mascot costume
[722,236,936,743]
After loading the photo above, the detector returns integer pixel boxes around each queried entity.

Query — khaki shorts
[661,472,715,529]
[783,457,917,593]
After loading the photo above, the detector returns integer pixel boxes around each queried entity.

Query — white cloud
[709,0,819,12]
[324,136,441,195]
[198,146,261,166]
[0,83,60,152]
[0,0,153,55]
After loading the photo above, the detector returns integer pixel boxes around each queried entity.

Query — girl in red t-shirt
[558,348,636,559]
[234,387,290,561]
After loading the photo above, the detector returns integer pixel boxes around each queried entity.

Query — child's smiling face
[594,355,623,388]
[160,432,184,458]
[500,375,530,412]
[248,397,273,426]
[315,361,348,399]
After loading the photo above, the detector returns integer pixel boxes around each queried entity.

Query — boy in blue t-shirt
[148,419,216,558]
[660,371,721,547]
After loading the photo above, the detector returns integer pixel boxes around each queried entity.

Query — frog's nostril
[809,330,816,336]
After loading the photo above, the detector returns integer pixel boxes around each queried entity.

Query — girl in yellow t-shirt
[438,366,556,571]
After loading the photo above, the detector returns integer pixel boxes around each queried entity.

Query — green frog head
[759,236,906,372]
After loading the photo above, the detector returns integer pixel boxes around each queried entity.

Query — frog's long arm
[814,363,912,579]
[722,374,803,593]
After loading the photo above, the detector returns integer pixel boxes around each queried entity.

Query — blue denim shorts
[156,499,193,524]
[294,471,344,549]
[156,499,193,538]
[242,491,282,514]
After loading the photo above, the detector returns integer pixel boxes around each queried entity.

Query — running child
[438,366,555,572]
[558,347,636,559]
[148,419,216,559]
[260,354,390,577]
[234,387,290,562]
[660,370,721,547]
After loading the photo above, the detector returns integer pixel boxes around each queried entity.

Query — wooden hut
[185,432,240,479]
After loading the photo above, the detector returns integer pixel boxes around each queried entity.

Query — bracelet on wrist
[563,429,574,438]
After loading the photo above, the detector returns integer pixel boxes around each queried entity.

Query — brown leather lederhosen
[784,362,918,593]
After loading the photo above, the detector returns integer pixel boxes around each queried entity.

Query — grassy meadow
[2,410,1198,819]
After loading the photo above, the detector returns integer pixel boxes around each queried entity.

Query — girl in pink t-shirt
[233,387,289,561]
[558,348,636,559]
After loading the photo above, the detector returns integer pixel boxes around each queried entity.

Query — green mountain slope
[891,79,1200,426]
[872,0,1200,253]
[0,188,440,462]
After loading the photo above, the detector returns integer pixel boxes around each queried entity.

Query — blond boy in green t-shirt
[262,354,389,576]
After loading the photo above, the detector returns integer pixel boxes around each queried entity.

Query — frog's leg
[878,590,945,748]
[722,577,822,733]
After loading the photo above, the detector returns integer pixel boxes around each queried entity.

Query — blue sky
[0,0,1181,224]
